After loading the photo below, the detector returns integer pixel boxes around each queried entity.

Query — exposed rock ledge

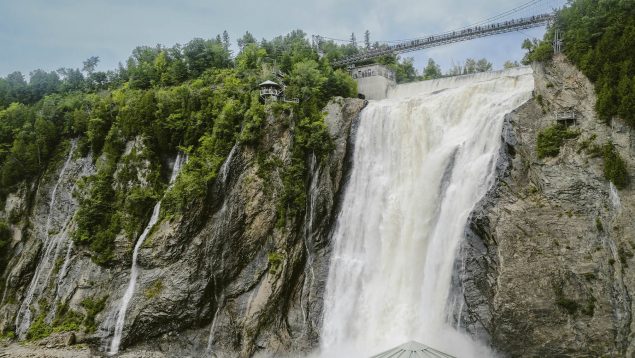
[454,55,635,356]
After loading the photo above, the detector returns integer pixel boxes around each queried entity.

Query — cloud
[0,0,564,77]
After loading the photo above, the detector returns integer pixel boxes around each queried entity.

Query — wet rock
[453,56,635,356]
[0,98,365,357]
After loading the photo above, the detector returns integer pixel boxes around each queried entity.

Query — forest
[1,0,633,265]
[523,0,635,125]
[0,30,363,265]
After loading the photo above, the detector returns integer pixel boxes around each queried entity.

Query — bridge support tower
[350,64,396,100]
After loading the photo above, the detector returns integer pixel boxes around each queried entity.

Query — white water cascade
[15,140,77,338]
[109,153,187,355]
[320,68,534,358]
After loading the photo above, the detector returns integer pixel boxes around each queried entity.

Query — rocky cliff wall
[455,55,635,356]
[0,98,366,357]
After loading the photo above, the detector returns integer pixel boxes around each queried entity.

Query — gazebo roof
[370,341,456,358]
[259,80,281,87]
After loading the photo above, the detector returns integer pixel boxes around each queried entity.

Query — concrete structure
[555,110,577,126]
[351,64,396,100]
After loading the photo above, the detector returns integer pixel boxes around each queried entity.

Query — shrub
[536,125,579,159]
[596,217,603,232]
[144,280,164,299]
[81,296,107,333]
[556,296,580,315]
[51,303,83,333]
[602,142,629,189]
[0,220,11,265]
[554,285,579,315]
[267,252,285,275]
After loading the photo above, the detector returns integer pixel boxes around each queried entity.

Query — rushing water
[109,153,187,355]
[14,140,77,338]
[319,68,534,357]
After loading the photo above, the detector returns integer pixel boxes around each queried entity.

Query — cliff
[3,55,635,358]
[0,98,366,357]
[455,55,635,356]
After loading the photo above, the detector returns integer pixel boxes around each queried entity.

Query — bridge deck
[331,13,554,67]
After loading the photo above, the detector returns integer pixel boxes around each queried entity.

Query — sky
[0,0,567,78]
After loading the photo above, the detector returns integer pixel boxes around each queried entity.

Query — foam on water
[319,68,534,357]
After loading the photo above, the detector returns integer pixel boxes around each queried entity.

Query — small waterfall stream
[320,68,534,357]
[15,140,77,338]
[300,153,319,334]
[609,182,621,210]
[108,153,187,355]
[205,145,237,354]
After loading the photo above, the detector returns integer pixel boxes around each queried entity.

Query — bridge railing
[331,13,554,67]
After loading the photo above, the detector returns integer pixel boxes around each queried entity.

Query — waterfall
[15,140,77,338]
[205,146,237,354]
[609,182,621,210]
[109,153,187,355]
[319,68,534,357]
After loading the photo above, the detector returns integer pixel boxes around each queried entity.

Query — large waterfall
[320,68,534,357]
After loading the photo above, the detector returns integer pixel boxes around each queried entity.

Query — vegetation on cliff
[536,124,579,159]
[525,0,635,125]
[0,30,357,265]
[559,0,635,124]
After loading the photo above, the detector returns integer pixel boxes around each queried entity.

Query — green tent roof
[370,341,456,358]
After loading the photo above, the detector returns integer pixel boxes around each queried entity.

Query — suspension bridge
[315,0,563,67]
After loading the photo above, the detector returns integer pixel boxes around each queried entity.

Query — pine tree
[222,30,230,50]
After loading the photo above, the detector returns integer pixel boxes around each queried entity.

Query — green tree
[503,60,520,69]
[29,69,61,101]
[289,60,326,101]
[423,59,442,80]
[82,56,100,75]
[475,58,493,72]
[237,31,257,51]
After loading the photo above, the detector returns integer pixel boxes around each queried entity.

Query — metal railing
[331,13,554,67]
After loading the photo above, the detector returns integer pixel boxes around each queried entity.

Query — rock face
[453,55,635,356]
[0,97,366,357]
[4,57,635,358]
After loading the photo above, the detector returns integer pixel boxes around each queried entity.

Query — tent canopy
[370,341,456,358]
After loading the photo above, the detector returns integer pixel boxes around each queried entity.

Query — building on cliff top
[258,80,299,104]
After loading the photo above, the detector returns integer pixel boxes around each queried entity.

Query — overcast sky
[0,0,566,78]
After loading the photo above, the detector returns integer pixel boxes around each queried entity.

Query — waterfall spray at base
[14,140,77,338]
[319,68,534,358]
[108,153,187,355]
